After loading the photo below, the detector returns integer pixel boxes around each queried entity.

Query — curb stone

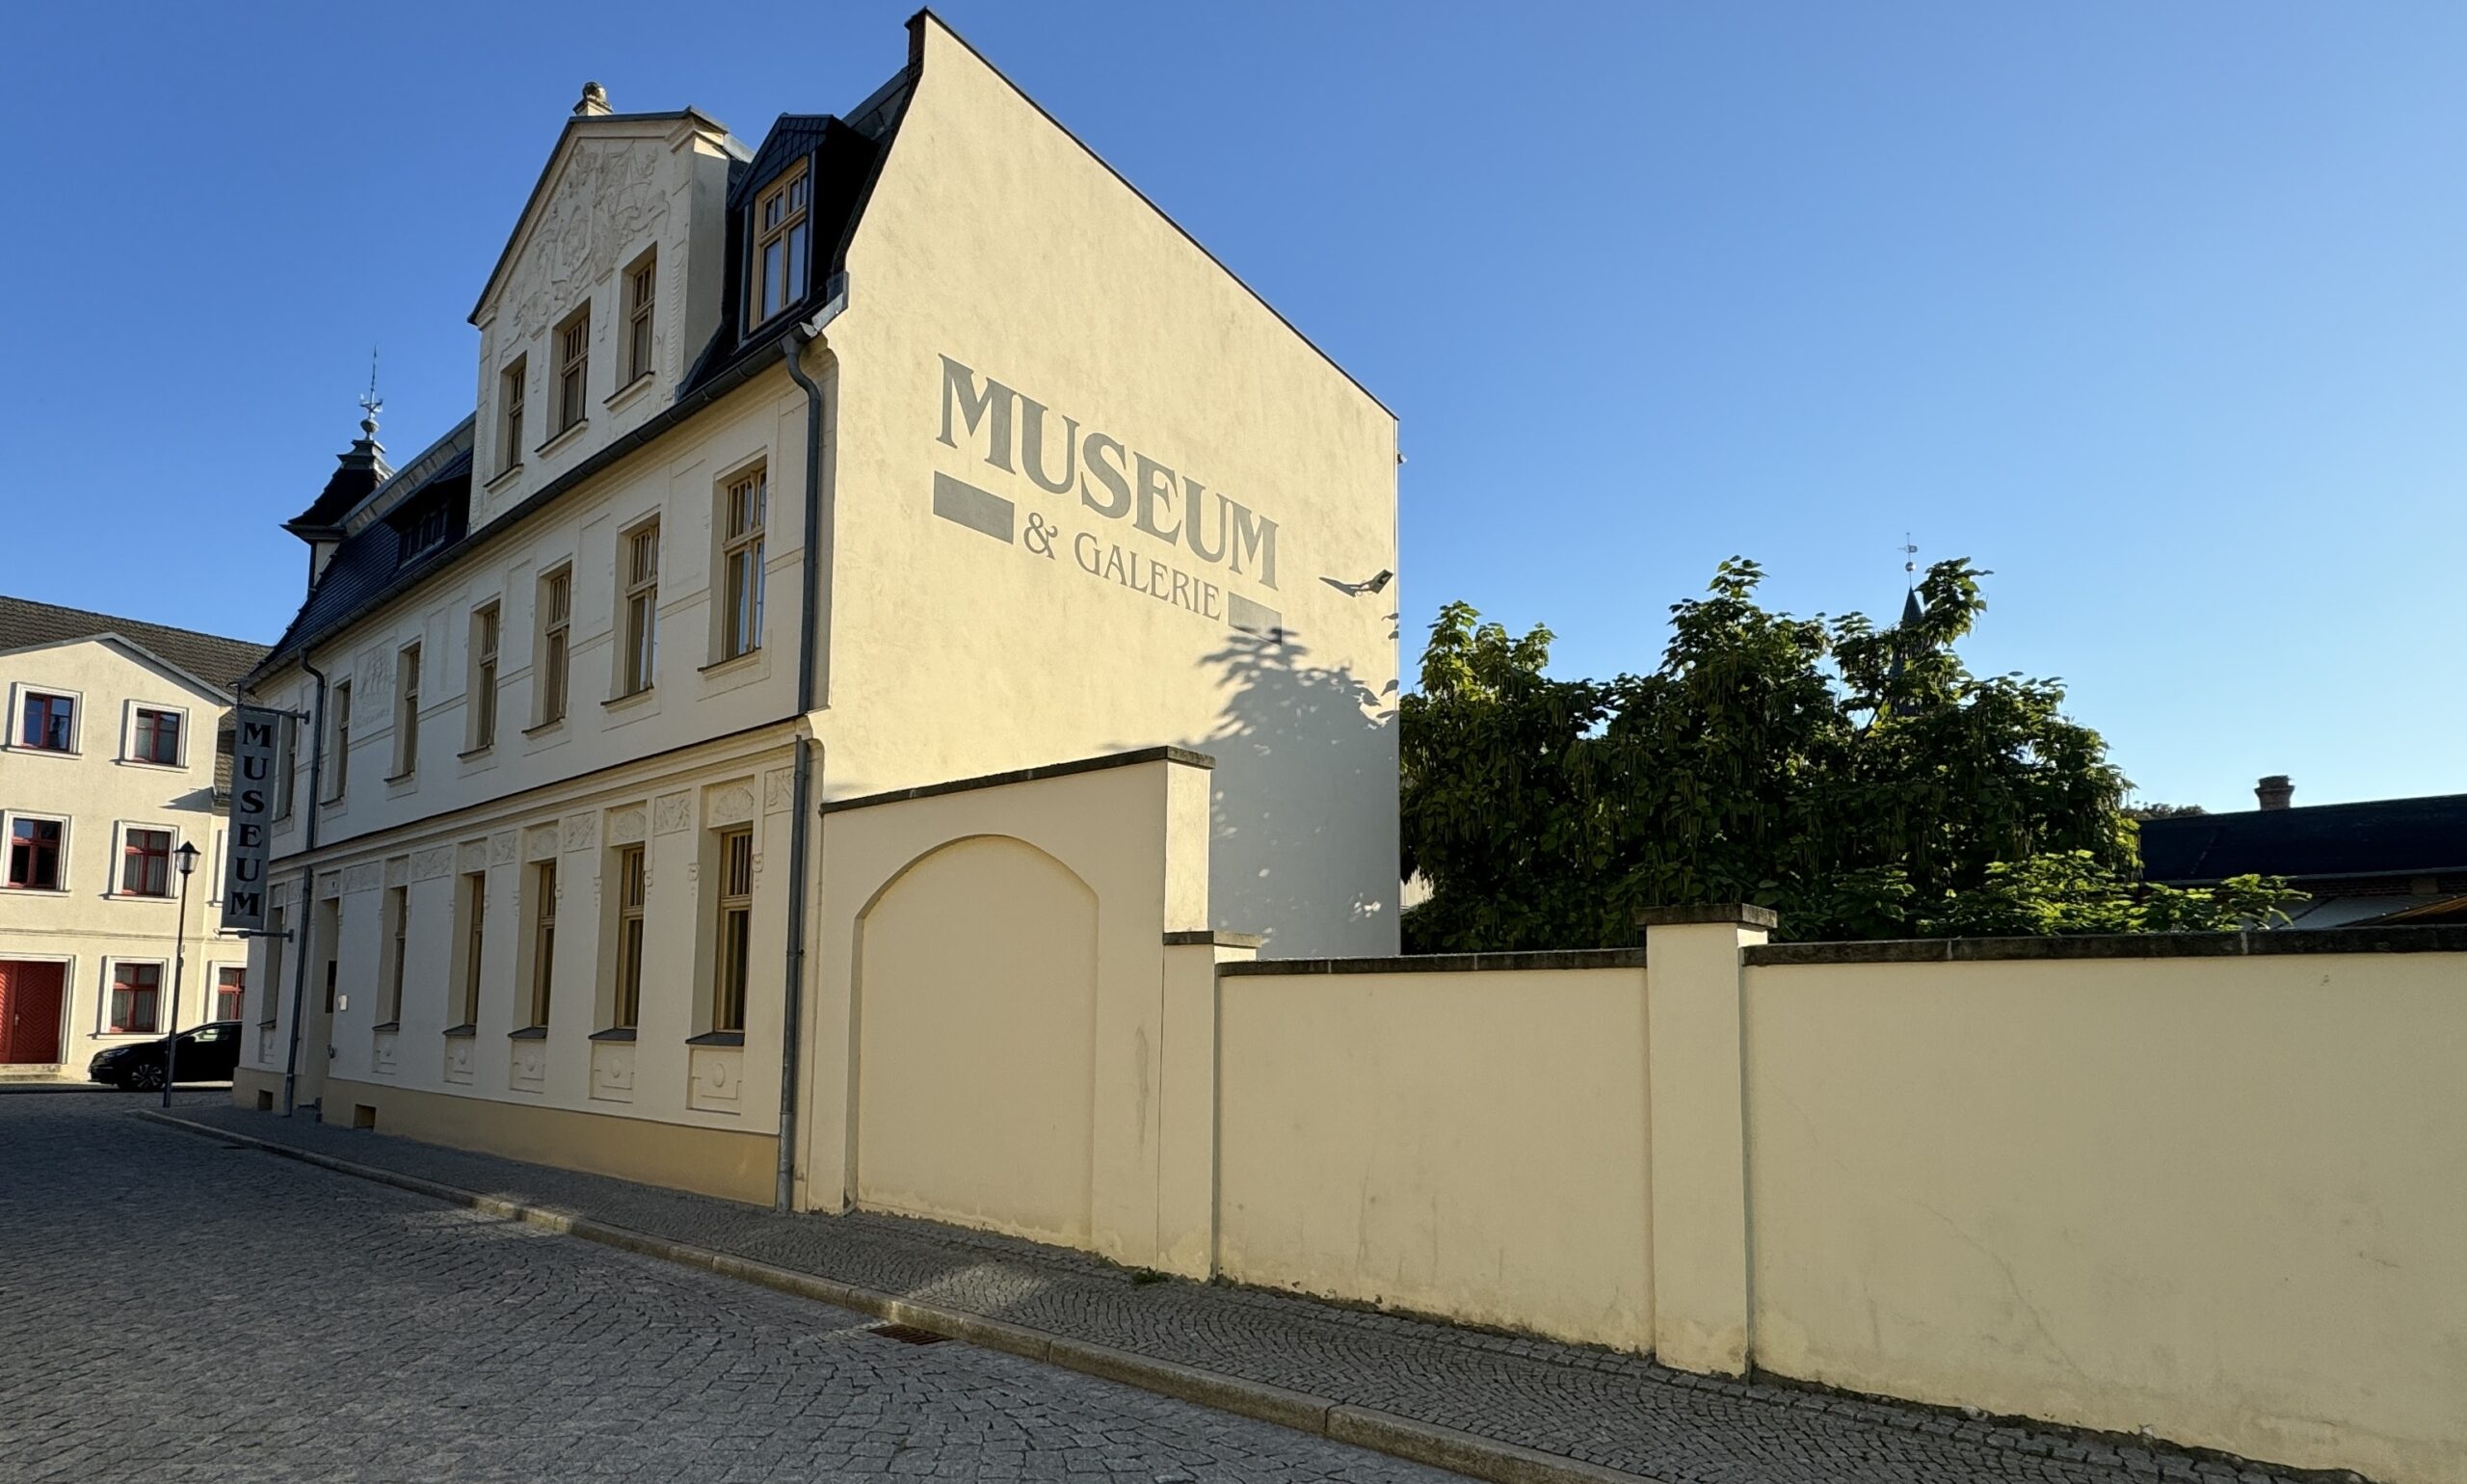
[136,1109,1674,1484]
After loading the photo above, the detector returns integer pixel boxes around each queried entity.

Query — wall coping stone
[1638,904,1780,930]
[816,746,1215,815]
[1745,924,2467,967]
[1221,947,1646,977]
[1164,930,1264,948]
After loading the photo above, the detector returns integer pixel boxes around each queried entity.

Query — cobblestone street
[0,1093,1457,1482]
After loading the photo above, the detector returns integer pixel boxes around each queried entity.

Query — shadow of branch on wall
[1184,625,1398,957]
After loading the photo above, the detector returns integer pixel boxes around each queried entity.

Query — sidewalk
[150,1102,2322,1484]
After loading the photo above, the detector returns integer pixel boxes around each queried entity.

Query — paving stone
[0,1094,1455,1482]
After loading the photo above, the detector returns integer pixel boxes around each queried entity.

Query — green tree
[1400,558,2298,948]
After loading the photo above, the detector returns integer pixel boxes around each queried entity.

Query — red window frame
[214,967,246,1021]
[110,963,162,1034]
[7,818,62,889]
[20,692,74,751]
[133,707,181,765]
[120,829,172,897]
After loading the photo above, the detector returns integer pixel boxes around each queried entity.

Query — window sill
[441,1023,477,1039]
[5,745,78,758]
[535,421,588,458]
[685,1030,745,1048]
[509,1025,547,1041]
[370,1020,400,1034]
[603,373,656,413]
[483,462,524,492]
[118,757,188,772]
[111,893,174,903]
[384,770,416,785]
[603,686,656,713]
[698,649,762,677]
[3,885,69,895]
[588,1026,637,1043]
[456,745,494,761]
[521,716,570,738]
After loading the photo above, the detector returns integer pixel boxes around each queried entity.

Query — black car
[89,1020,242,1090]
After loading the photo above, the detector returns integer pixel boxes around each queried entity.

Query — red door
[0,961,66,1065]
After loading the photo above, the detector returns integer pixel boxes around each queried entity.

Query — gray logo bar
[933,471,1016,543]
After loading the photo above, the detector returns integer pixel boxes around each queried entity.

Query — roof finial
[358,347,383,439]
[575,81,611,117]
[1900,531,1919,585]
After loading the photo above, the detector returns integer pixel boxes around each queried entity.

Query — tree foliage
[1399,558,2299,948]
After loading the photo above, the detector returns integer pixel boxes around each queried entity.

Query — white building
[0,597,268,1075]
[235,13,1400,1204]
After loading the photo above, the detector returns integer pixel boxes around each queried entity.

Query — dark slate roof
[0,596,270,692]
[261,450,473,670]
[286,434,390,532]
[2140,795,2467,884]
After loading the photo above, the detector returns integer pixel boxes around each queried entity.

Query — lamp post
[163,840,199,1109]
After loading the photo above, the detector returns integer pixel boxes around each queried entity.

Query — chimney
[574,81,611,117]
[2255,775,2294,810]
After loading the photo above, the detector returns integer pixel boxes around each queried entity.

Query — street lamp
[163,840,199,1109]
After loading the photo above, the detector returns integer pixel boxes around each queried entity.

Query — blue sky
[4,2,2460,810]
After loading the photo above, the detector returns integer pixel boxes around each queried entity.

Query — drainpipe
[281,659,329,1117]
[773,277,845,1213]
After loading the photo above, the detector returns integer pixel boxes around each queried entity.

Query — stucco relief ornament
[385,857,409,888]
[763,770,793,814]
[525,825,558,861]
[653,793,694,835]
[317,872,342,900]
[342,863,383,894]
[458,840,489,873]
[491,832,517,865]
[411,846,454,881]
[608,806,647,845]
[563,813,597,852]
[708,785,756,828]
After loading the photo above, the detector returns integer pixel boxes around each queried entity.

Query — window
[19,691,75,752]
[393,643,421,777]
[261,906,286,1022]
[625,253,657,384]
[458,870,487,1027]
[719,469,766,660]
[120,828,172,897]
[527,861,557,1029]
[537,568,571,725]
[711,828,753,1034]
[555,307,590,436]
[132,707,182,765]
[110,963,162,1034]
[8,818,63,890]
[611,844,645,1030]
[329,681,352,801]
[621,521,660,696]
[751,164,810,328]
[470,603,500,750]
[382,886,409,1024]
[397,498,452,563]
[499,358,527,471]
[215,967,246,1022]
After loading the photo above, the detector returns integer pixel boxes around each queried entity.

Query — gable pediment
[471,112,735,333]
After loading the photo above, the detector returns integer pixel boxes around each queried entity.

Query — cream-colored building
[234,14,1398,1200]
[0,598,269,1075]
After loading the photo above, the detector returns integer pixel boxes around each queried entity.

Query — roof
[0,596,270,693]
[2140,794,2467,884]
[260,445,475,672]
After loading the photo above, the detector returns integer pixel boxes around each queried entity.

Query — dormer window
[750,162,809,329]
[399,499,451,562]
